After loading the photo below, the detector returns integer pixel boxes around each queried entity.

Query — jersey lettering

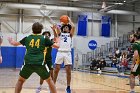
[64,37,67,42]
[29,39,34,48]
[29,39,40,48]
[58,33,72,51]
[35,39,40,48]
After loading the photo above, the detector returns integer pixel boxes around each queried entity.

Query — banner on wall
[101,16,111,37]
[77,15,87,36]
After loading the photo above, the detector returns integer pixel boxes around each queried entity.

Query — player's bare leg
[15,76,26,93]
[36,78,44,93]
[53,64,61,84]
[130,74,135,93]
[65,65,71,93]
[138,75,140,85]
[36,70,54,93]
[50,69,54,80]
[46,76,57,93]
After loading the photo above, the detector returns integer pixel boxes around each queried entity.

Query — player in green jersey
[36,31,55,93]
[8,22,59,93]
[129,34,140,93]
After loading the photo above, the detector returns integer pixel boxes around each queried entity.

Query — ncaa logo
[88,40,97,50]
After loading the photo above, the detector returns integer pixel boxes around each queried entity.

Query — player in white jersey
[0,26,3,64]
[0,36,2,64]
[58,32,72,52]
[53,17,75,93]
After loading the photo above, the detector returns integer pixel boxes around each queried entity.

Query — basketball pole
[40,9,59,37]
[46,16,59,37]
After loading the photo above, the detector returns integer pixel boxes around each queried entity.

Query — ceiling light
[70,0,79,1]
[123,0,126,2]
[114,3,123,5]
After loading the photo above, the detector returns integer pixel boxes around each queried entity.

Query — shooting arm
[0,36,3,46]
[68,17,75,37]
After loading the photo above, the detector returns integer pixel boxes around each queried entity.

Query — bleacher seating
[79,33,133,75]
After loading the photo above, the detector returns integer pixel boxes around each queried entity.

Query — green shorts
[20,64,50,80]
[45,60,53,70]
[131,65,140,76]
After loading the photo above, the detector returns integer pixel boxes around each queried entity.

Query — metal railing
[80,33,130,70]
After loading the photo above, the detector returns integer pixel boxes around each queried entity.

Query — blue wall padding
[15,47,26,68]
[0,47,17,68]
[0,47,74,68]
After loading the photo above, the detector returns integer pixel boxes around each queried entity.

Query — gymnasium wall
[1,13,140,68]
[73,36,116,66]
[73,36,116,54]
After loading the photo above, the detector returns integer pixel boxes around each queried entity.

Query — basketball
[60,15,69,24]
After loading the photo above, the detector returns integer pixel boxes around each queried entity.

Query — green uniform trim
[46,60,53,70]
[45,46,52,60]
[131,65,140,76]
[20,64,50,80]
[132,41,140,56]
[44,38,54,70]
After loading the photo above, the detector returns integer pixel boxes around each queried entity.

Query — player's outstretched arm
[51,37,60,49]
[8,37,21,46]
[52,43,59,49]
[51,24,61,37]
[68,17,75,37]
[0,36,3,46]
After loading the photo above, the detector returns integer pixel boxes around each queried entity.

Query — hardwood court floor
[0,68,140,93]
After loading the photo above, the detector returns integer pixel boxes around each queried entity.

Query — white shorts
[55,51,72,66]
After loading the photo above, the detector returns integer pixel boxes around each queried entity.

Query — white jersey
[58,33,72,52]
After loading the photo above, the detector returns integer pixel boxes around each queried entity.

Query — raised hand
[50,24,57,31]
[68,17,74,27]
[7,37,13,44]
[51,24,61,37]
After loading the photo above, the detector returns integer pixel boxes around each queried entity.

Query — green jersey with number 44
[20,34,53,65]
